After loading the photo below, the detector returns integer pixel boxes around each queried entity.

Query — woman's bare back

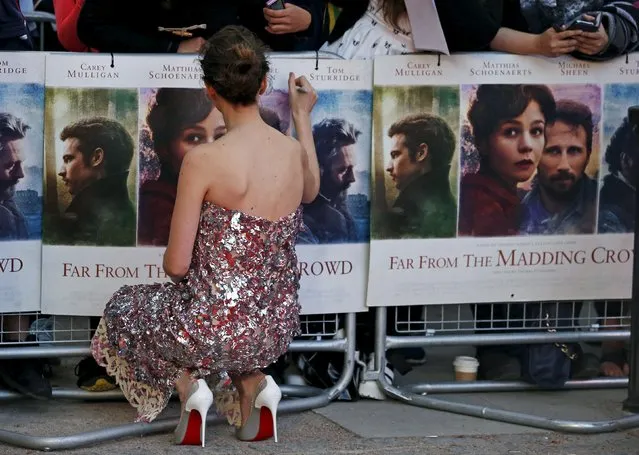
[199,121,305,222]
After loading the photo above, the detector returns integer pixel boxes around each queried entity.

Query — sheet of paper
[404,0,450,55]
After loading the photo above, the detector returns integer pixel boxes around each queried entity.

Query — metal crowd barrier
[0,311,356,450]
[23,11,56,52]
[370,301,639,433]
[0,50,356,451]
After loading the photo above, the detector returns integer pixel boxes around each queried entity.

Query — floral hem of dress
[91,318,243,426]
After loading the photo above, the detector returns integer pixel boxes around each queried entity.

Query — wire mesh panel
[0,313,95,345]
[299,314,340,338]
[390,300,631,335]
[0,312,342,346]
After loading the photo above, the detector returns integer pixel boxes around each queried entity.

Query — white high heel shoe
[174,379,214,447]
[235,375,281,442]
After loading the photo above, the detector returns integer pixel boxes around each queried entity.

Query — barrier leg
[373,306,639,433]
[623,106,639,413]
[0,313,356,451]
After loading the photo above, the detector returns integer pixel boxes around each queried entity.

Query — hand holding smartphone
[554,12,602,33]
[266,0,285,10]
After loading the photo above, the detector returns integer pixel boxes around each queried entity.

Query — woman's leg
[175,371,195,411]
[230,370,266,425]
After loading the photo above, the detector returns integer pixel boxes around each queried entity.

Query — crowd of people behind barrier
[0,0,636,412]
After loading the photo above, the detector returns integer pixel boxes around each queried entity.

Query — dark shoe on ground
[400,347,428,366]
[571,352,601,380]
[0,358,52,400]
[478,350,521,380]
[75,356,117,392]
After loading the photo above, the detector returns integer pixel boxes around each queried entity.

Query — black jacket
[0,0,28,40]
[77,0,325,53]
[60,173,136,247]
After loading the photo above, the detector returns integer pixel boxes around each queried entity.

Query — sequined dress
[91,202,302,425]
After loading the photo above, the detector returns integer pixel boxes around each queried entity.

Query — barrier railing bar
[0,383,324,402]
[374,307,639,434]
[623,105,639,413]
[0,313,355,451]
[386,330,629,349]
[0,337,348,360]
[403,378,628,394]
[22,11,56,52]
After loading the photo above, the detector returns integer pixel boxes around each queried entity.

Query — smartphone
[564,12,602,32]
[266,0,285,10]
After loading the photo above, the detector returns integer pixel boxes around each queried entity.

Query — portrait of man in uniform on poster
[382,113,457,239]
[55,117,136,246]
[371,85,459,240]
[43,87,139,247]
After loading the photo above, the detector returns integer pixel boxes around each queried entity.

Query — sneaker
[402,347,428,366]
[0,358,52,400]
[283,362,307,386]
[357,353,394,401]
[74,356,117,392]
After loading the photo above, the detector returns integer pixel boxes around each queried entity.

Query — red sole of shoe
[250,407,274,441]
[179,410,203,446]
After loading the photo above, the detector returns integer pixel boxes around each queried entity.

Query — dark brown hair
[313,118,361,170]
[199,25,270,106]
[605,117,638,173]
[146,88,214,151]
[388,113,456,171]
[551,99,594,152]
[60,117,134,174]
[468,84,556,155]
[382,0,408,31]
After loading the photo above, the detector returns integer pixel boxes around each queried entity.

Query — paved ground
[1,348,639,454]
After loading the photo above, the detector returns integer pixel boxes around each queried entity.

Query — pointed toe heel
[236,375,281,442]
[174,379,214,447]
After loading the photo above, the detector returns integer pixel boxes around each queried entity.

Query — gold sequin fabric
[92,202,302,424]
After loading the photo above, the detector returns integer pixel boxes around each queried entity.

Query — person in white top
[321,0,415,59]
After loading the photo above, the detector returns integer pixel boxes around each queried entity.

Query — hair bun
[199,25,270,106]
[237,61,253,75]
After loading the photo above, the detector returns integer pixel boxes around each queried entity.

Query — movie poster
[41,54,371,315]
[272,57,372,314]
[41,54,142,315]
[0,53,45,312]
[366,53,633,307]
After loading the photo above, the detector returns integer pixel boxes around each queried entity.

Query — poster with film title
[40,54,198,315]
[40,53,372,315]
[270,57,372,314]
[367,53,633,307]
[0,53,45,312]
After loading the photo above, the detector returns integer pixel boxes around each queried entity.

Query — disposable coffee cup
[453,356,479,381]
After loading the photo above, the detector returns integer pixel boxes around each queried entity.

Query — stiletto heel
[174,379,213,447]
[236,375,282,442]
